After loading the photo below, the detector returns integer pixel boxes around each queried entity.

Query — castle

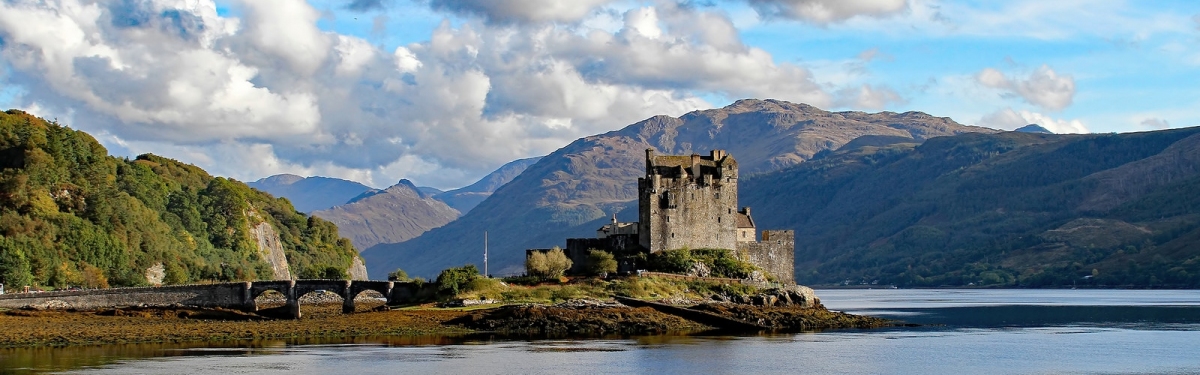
[536,149,794,283]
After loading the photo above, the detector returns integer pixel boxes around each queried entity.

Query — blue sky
[1,0,1197,189]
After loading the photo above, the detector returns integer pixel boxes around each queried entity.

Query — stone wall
[565,234,640,274]
[0,283,248,311]
[736,230,795,284]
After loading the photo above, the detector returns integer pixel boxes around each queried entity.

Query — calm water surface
[3,289,1199,374]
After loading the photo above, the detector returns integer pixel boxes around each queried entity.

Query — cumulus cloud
[976,65,1075,111]
[978,107,1088,134]
[427,0,617,24]
[1140,118,1170,130]
[746,0,908,24]
[834,84,905,110]
[0,0,831,189]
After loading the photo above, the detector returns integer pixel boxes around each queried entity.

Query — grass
[451,276,764,304]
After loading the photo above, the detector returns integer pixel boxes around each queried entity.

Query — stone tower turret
[638,149,739,252]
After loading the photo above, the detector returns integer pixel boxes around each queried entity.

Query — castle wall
[736,230,795,284]
[565,234,640,274]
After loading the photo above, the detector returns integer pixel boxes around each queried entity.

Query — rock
[688,262,711,278]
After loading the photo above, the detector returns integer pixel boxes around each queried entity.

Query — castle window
[718,217,721,223]
[671,233,675,238]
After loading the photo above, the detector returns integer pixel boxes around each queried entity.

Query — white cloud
[0,0,834,189]
[745,0,909,24]
[834,84,905,110]
[978,107,1088,134]
[976,65,1075,111]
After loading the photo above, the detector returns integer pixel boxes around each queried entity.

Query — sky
[0,0,1197,190]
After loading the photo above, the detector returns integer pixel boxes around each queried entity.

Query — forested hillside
[0,110,361,289]
[742,128,1200,288]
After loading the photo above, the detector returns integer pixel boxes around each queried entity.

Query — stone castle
[539,149,794,283]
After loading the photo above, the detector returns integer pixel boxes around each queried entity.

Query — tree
[388,268,410,281]
[586,250,617,276]
[525,247,573,280]
[436,264,479,296]
[0,239,33,289]
[525,251,548,277]
[545,247,573,279]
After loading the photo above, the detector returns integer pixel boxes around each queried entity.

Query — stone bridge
[0,280,421,319]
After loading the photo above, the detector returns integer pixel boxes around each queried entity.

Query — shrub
[388,268,410,281]
[526,247,572,280]
[435,264,480,296]
[586,249,617,276]
[643,248,759,279]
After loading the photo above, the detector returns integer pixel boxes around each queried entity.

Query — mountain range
[361,99,996,278]
[311,179,459,251]
[248,175,373,213]
[741,127,1200,287]
[250,157,541,251]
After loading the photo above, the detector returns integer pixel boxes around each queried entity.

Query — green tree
[436,264,480,296]
[0,238,33,288]
[388,268,410,281]
[586,249,617,276]
[525,251,548,277]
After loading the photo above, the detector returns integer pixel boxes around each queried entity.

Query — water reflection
[4,290,1200,374]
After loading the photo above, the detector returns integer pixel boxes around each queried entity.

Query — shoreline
[0,299,895,349]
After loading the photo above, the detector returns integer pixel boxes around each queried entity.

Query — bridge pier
[341,280,354,314]
[284,279,300,319]
[241,281,256,312]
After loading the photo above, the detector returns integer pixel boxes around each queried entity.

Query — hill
[248,175,373,213]
[0,110,364,289]
[740,127,1200,287]
[362,99,994,278]
[312,179,459,250]
[434,157,542,214]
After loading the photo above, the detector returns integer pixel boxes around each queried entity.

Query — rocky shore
[0,290,894,348]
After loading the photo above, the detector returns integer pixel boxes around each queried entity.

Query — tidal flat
[0,299,890,348]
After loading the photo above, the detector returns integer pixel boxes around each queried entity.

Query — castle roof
[737,212,754,228]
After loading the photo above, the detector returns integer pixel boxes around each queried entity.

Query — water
[4,289,1200,374]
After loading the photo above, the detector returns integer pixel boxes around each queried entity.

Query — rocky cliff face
[313,179,460,251]
[348,257,368,280]
[248,220,292,280]
[363,99,995,278]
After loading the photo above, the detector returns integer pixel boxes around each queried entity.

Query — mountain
[248,175,373,213]
[0,110,364,288]
[362,99,995,278]
[312,179,459,251]
[740,127,1200,287]
[417,186,445,196]
[1015,124,1054,134]
[433,157,542,214]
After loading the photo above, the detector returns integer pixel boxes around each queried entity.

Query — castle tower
[638,149,740,252]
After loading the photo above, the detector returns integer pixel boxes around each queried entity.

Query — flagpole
[484,231,489,278]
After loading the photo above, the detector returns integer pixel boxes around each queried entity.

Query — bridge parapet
[0,280,421,319]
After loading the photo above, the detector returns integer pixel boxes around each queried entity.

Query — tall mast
[484,231,489,278]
